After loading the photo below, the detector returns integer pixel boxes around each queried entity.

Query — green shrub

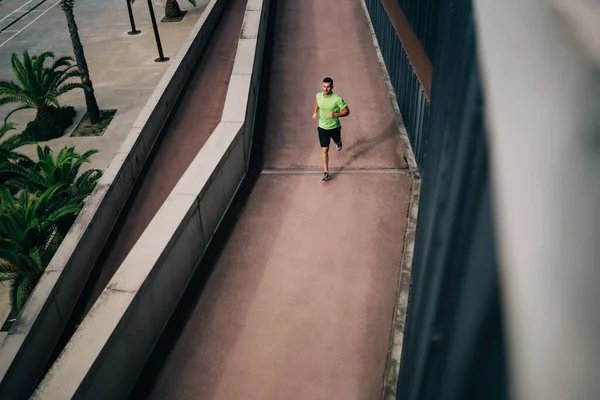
[21,106,76,142]
[0,145,101,316]
[0,50,86,120]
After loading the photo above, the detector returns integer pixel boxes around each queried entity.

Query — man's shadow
[333,122,398,174]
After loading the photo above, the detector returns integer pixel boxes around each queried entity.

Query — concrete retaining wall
[32,0,271,398]
[0,0,228,398]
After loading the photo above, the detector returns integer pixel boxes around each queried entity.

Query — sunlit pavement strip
[0,0,61,48]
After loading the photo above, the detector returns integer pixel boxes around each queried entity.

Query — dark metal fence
[364,0,431,169]
[395,0,440,64]
[365,0,509,398]
[394,0,509,398]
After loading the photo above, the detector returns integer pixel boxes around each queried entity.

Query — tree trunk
[61,0,101,123]
[36,106,51,120]
[165,0,182,18]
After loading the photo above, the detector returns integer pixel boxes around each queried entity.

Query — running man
[312,77,350,181]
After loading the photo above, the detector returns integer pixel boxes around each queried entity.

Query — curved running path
[80,0,249,314]
[140,0,412,399]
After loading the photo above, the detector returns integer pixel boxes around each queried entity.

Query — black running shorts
[317,126,341,148]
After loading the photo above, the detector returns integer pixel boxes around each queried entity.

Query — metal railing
[395,0,440,64]
[364,0,431,169]
[365,1,512,399]
[368,0,600,398]
[393,0,508,398]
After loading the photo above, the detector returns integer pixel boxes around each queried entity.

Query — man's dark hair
[323,77,334,85]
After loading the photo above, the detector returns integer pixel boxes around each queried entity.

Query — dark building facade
[364,0,509,398]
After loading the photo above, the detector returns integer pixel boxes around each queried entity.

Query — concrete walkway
[0,0,209,332]
[141,0,412,398]
[0,0,210,170]
[82,0,247,315]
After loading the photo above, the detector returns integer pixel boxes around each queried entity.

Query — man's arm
[328,106,350,119]
[312,99,319,119]
[334,106,350,118]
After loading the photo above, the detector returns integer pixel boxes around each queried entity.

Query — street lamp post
[147,0,169,62]
[126,0,141,35]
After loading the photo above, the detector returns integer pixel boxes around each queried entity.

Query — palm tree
[60,0,101,123]
[4,145,102,207]
[0,50,87,121]
[0,122,35,192]
[0,122,34,165]
[0,185,80,314]
[131,0,197,20]
[164,0,197,18]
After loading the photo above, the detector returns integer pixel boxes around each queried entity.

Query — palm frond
[2,130,36,149]
[50,55,74,71]
[0,96,35,108]
[3,105,33,125]
[0,80,26,92]
[0,50,84,116]
[55,82,88,97]
[79,149,99,160]
[9,274,25,313]
[12,271,37,315]
[0,122,15,140]
[54,69,84,88]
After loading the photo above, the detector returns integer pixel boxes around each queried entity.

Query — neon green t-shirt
[316,92,348,130]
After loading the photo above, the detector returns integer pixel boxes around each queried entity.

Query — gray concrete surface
[0,0,210,170]
[0,0,209,327]
[80,0,247,317]
[0,286,10,343]
[32,0,269,397]
[0,0,225,397]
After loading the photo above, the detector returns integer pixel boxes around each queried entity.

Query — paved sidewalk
[0,0,209,170]
[0,0,210,330]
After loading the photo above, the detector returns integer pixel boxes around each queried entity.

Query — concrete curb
[0,0,227,398]
[381,175,420,400]
[32,0,271,398]
[356,0,421,399]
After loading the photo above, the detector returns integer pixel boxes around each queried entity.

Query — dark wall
[364,0,510,399]
[395,0,440,65]
[398,0,509,398]
[365,0,431,168]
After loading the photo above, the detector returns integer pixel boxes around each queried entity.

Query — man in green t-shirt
[312,77,350,181]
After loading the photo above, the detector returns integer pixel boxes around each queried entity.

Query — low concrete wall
[0,1,228,398]
[32,0,271,398]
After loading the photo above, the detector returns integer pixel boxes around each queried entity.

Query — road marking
[0,1,33,24]
[12,9,44,13]
[0,0,61,48]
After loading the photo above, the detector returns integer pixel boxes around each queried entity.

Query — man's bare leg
[322,147,329,172]
[321,147,330,180]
